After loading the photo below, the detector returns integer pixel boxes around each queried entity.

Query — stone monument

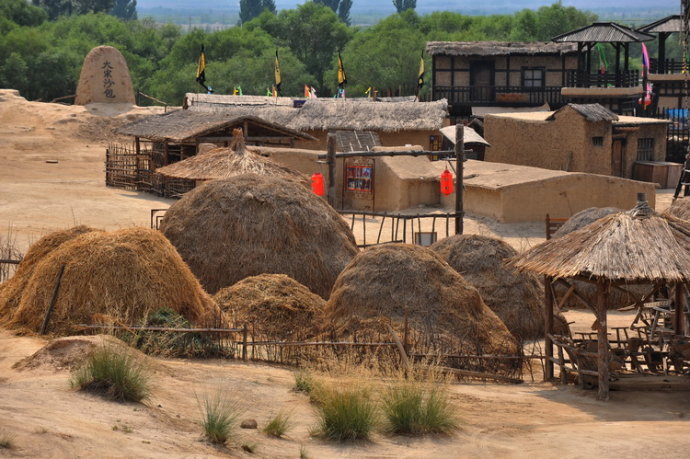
[74,45,135,105]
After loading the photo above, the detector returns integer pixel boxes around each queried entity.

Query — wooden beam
[455,124,464,235]
[41,264,65,335]
[327,133,336,207]
[545,275,554,381]
[675,283,685,335]
[596,280,610,401]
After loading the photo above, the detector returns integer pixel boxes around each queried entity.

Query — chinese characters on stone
[102,61,116,99]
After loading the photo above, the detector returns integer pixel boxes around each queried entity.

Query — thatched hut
[160,173,358,298]
[214,274,325,340]
[430,234,568,341]
[5,228,219,335]
[326,244,518,356]
[0,225,101,324]
[154,129,309,195]
[512,195,690,400]
[552,207,622,238]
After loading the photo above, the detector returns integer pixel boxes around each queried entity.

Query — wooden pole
[596,280,610,401]
[675,282,685,336]
[455,124,464,235]
[386,324,411,370]
[40,264,65,335]
[242,324,248,361]
[544,275,554,381]
[327,133,336,207]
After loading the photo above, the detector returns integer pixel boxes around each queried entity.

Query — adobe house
[184,93,449,152]
[425,41,579,117]
[483,104,676,186]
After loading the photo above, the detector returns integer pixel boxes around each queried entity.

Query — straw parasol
[512,195,690,400]
[155,128,309,186]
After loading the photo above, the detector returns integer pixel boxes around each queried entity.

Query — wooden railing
[650,58,685,74]
[565,69,640,88]
[433,85,565,106]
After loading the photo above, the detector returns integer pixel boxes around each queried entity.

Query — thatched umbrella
[430,234,569,341]
[160,173,358,298]
[512,195,690,400]
[155,128,309,187]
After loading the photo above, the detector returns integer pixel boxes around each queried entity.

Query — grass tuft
[70,346,150,402]
[382,383,458,435]
[293,371,314,394]
[197,391,238,445]
[314,386,377,441]
[263,411,291,438]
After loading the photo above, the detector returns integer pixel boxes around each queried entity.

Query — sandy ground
[1,89,689,457]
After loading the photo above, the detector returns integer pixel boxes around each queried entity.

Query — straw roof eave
[511,206,690,284]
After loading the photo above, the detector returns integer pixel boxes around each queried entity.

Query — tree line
[0,0,605,104]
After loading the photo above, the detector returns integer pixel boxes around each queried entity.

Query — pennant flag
[232,87,239,96]
[195,45,213,93]
[274,50,282,95]
[310,86,318,99]
[641,43,650,75]
[417,53,425,88]
[337,52,347,88]
[266,87,272,96]
[304,85,311,98]
[365,87,371,97]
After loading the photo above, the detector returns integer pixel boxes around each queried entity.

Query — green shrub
[198,392,238,444]
[314,386,377,441]
[382,383,457,435]
[293,371,314,394]
[70,346,150,402]
[263,411,291,438]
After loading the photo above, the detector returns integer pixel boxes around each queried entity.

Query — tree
[392,0,416,13]
[0,0,48,26]
[32,0,114,20]
[239,0,275,25]
[110,0,136,20]
[338,0,352,26]
[0,53,29,94]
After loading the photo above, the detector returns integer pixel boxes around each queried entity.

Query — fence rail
[434,85,564,106]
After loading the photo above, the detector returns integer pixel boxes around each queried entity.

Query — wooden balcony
[650,58,684,75]
[433,85,565,107]
[565,69,640,88]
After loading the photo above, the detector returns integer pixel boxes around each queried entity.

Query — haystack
[155,128,309,187]
[6,227,220,335]
[553,207,621,237]
[664,197,690,222]
[430,234,568,340]
[0,225,101,324]
[214,274,325,340]
[326,244,518,356]
[160,174,358,298]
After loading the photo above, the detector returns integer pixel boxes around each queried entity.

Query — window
[637,138,655,161]
[522,67,545,87]
[429,135,442,152]
[592,136,604,146]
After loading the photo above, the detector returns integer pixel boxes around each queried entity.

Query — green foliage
[393,0,416,14]
[70,346,150,402]
[1,0,47,27]
[293,371,315,394]
[313,386,378,441]
[110,0,137,20]
[510,3,596,41]
[197,391,239,445]
[263,411,292,438]
[382,383,458,435]
[240,0,275,25]
[33,0,115,20]
[338,0,352,26]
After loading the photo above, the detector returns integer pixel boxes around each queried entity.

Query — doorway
[469,60,495,102]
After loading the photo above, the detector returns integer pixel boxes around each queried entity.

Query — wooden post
[455,124,464,235]
[242,324,248,361]
[675,283,685,336]
[558,345,567,384]
[327,133,336,207]
[544,275,554,381]
[387,324,411,370]
[596,280,610,401]
[163,142,169,165]
[41,264,65,335]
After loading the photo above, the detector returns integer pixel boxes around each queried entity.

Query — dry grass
[160,173,358,298]
[382,382,458,435]
[4,227,221,335]
[197,390,239,445]
[0,226,22,284]
[263,411,292,438]
[312,384,378,442]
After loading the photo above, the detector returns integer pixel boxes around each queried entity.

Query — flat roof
[486,111,670,125]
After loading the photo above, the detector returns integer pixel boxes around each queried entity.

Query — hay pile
[214,274,325,340]
[664,197,690,222]
[430,234,568,340]
[0,225,101,324]
[553,207,621,238]
[160,174,358,298]
[326,244,517,356]
[4,227,220,335]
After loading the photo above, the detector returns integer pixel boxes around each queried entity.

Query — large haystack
[160,174,358,298]
[553,207,621,237]
[214,274,325,340]
[664,197,690,222]
[326,244,518,356]
[6,227,220,335]
[430,234,568,340]
[0,225,101,324]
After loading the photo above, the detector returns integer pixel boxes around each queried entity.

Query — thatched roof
[160,174,358,298]
[186,93,298,107]
[185,97,448,133]
[115,110,314,143]
[336,130,381,152]
[663,197,690,222]
[512,200,690,283]
[430,234,568,341]
[440,125,490,146]
[552,22,654,43]
[325,244,517,355]
[639,15,682,34]
[425,41,577,56]
[546,103,619,122]
[155,129,308,185]
[553,207,622,238]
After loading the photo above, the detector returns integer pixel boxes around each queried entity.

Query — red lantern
[440,169,454,196]
[311,173,325,196]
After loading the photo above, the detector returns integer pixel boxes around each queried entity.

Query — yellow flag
[337,52,347,87]
[196,46,206,80]
[274,50,282,93]
[417,54,425,88]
